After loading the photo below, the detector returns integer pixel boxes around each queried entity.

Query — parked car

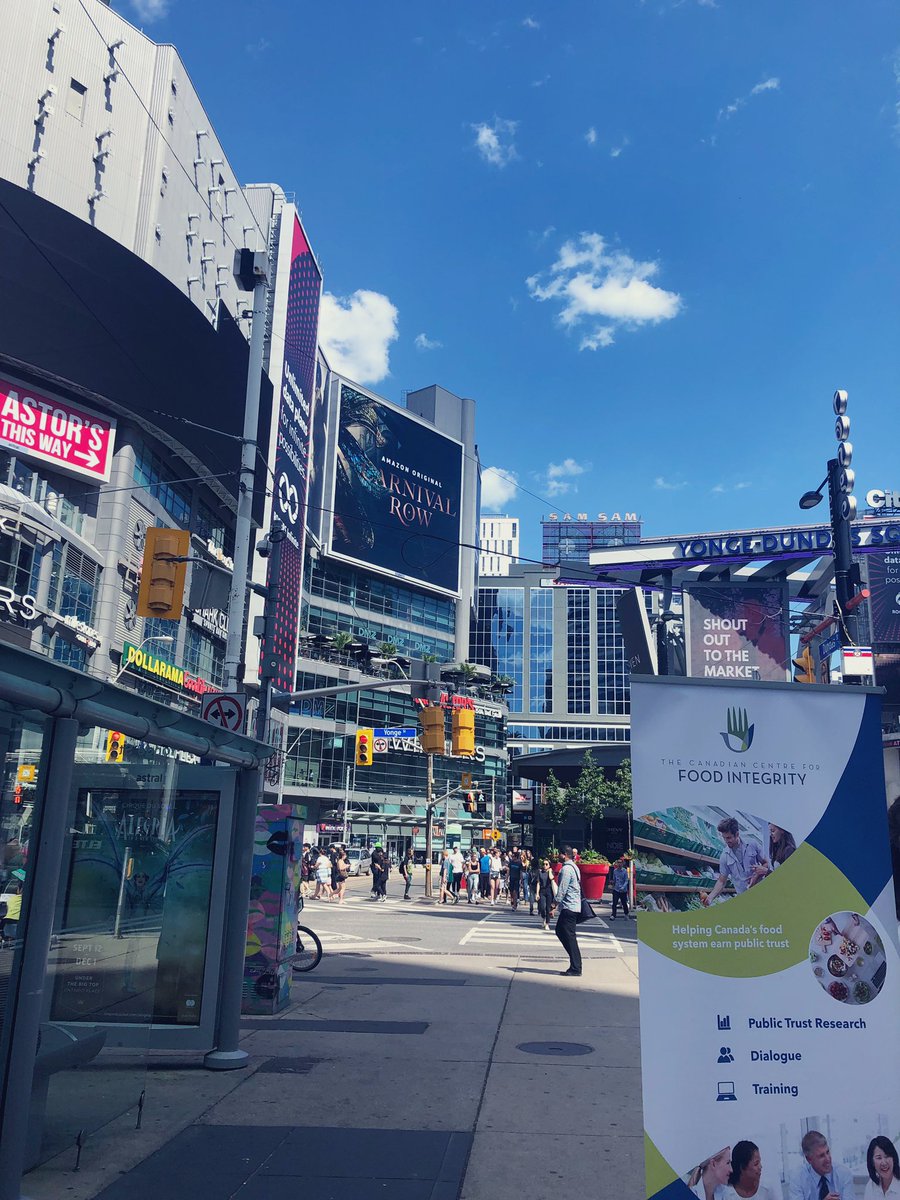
[346,848,372,876]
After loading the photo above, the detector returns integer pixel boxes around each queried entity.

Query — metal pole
[827,457,862,653]
[424,753,434,898]
[491,778,496,842]
[342,765,351,845]
[113,845,133,939]
[224,275,268,690]
[254,521,286,741]
[204,766,262,1070]
[0,717,78,1200]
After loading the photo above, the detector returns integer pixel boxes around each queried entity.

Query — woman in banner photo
[688,1148,732,1200]
[769,824,797,869]
[723,1141,775,1200]
[864,1136,900,1200]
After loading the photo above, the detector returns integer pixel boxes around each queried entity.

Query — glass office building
[542,512,642,566]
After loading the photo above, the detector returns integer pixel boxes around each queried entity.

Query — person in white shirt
[864,1137,900,1200]
[788,1131,854,1200]
[723,1141,775,1200]
[689,1147,732,1200]
[450,847,465,904]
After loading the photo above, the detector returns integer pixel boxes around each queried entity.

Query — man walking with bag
[554,845,583,976]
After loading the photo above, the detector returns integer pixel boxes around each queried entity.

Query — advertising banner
[265,213,322,691]
[867,552,900,644]
[0,376,116,482]
[329,383,463,595]
[632,677,897,1200]
[685,584,788,682]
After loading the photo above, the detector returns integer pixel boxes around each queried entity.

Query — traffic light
[464,791,476,813]
[792,646,816,684]
[474,789,487,815]
[419,705,445,755]
[136,528,190,620]
[106,730,126,763]
[355,728,374,767]
[451,708,475,757]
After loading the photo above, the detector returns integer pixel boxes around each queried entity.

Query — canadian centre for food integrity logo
[721,707,754,753]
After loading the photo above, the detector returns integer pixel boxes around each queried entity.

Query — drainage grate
[517,1041,594,1056]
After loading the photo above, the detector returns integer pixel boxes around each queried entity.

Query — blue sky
[126,0,900,564]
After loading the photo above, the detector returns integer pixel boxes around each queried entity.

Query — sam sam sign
[0,378,116,482]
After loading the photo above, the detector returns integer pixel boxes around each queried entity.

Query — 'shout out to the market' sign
[631,676,897,1200]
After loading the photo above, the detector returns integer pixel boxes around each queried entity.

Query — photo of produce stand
[635,806,776,914]
[809,911,887,1005]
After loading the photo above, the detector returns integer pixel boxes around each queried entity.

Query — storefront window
[49,544,100,625]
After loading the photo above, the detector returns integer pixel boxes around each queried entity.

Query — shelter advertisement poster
[328,383,463,595]
[685,584,788,682]
[632,677,898,1200]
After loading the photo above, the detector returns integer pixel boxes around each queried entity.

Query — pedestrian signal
[355,728,374,767]
[136,528,190,620]
[451,708,475,757]
[106,730,126,763]
[419,705,445,755]
[464,791,476,813]
[792,646,816,684]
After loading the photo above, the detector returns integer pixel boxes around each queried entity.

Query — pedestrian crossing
[305,929,426,955]
[458,909,626,954]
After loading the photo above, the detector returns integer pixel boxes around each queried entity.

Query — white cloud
[319,290,399,385]
[655,477,688,491]
[585,127,598,146]
[718,76,780,121]
[610,136,630,158]
[894,48,900,141]
[472,118,518,167]
[245,37,270,56]
[711,480,752,494]
[531,75,551,87]
[129,0,170,19]
[527,232,682,350]
[481,467,519,510]
[522,16,540,29]
[414,332,442,351]
[543,457,590,497]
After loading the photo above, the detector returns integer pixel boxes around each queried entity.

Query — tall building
[479,515,519,577]
[542,510,641,565]
[283,377,509,855]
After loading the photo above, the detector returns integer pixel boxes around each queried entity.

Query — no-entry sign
[0,378,116,482]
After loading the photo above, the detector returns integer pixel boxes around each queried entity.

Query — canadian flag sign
[0,378,116,482]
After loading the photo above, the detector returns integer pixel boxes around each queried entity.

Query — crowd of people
[689,1131,900,1200]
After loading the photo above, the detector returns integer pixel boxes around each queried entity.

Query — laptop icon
[717,1082,737,1102]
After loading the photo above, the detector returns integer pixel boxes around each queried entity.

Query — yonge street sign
[0,378,117,482]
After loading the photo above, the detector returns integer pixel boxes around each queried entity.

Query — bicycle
[294,895,323,972]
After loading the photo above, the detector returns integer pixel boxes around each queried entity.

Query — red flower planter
[552,861,609,901]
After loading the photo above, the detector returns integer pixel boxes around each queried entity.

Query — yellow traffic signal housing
[464,791,476,813]
[419,705,445,755]
[137,528,190,620]
[355,728,374,767]
[106,730,126,763]
[451,708,475,757]
[792,646,816,684]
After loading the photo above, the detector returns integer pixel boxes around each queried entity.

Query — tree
[332,631,353,656]
[541,770,569,829]
[604,758,632,814]
[377,641,398,659]
[570,751,605,827]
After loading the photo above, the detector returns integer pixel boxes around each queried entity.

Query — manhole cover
[517,1041,594,1057]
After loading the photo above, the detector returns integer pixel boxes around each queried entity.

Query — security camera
[256,534,272,558]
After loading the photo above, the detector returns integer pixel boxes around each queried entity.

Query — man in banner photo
[631,677,899,1200]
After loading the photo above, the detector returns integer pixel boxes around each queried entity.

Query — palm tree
[331,631,354,662]
[378,641,398,659]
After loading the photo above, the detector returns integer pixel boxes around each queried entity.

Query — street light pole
[424,752,434,897]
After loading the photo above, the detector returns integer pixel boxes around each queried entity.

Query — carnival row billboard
[328,384,463,595]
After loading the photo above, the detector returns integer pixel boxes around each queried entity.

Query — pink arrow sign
[0,378,116,482]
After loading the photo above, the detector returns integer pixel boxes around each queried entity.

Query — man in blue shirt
[479,848,492,901]
[789,1131,854,1200]
[554,846,582,977]
[702,816,769,906]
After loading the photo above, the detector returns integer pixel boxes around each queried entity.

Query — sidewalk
[23,946,643,1200]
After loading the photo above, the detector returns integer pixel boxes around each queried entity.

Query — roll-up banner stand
[632,676,897,1200]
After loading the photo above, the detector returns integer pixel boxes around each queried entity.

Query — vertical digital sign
[265,214,322,691]
[867,552,900,644]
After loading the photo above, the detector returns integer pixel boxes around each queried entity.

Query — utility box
[242,803,304,1015]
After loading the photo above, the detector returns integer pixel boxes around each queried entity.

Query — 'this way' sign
[0,379,117,482]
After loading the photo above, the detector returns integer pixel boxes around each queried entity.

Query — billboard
[632,677,898,1200]
[329,384,463,595]
[867,552,900,644]
[0,376,116,482]
[264,213,322,692]
[684,583,788,682]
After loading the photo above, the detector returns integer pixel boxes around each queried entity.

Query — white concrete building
[479,515,519,576]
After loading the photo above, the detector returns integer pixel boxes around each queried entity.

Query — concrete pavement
[23,897,643,1200]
